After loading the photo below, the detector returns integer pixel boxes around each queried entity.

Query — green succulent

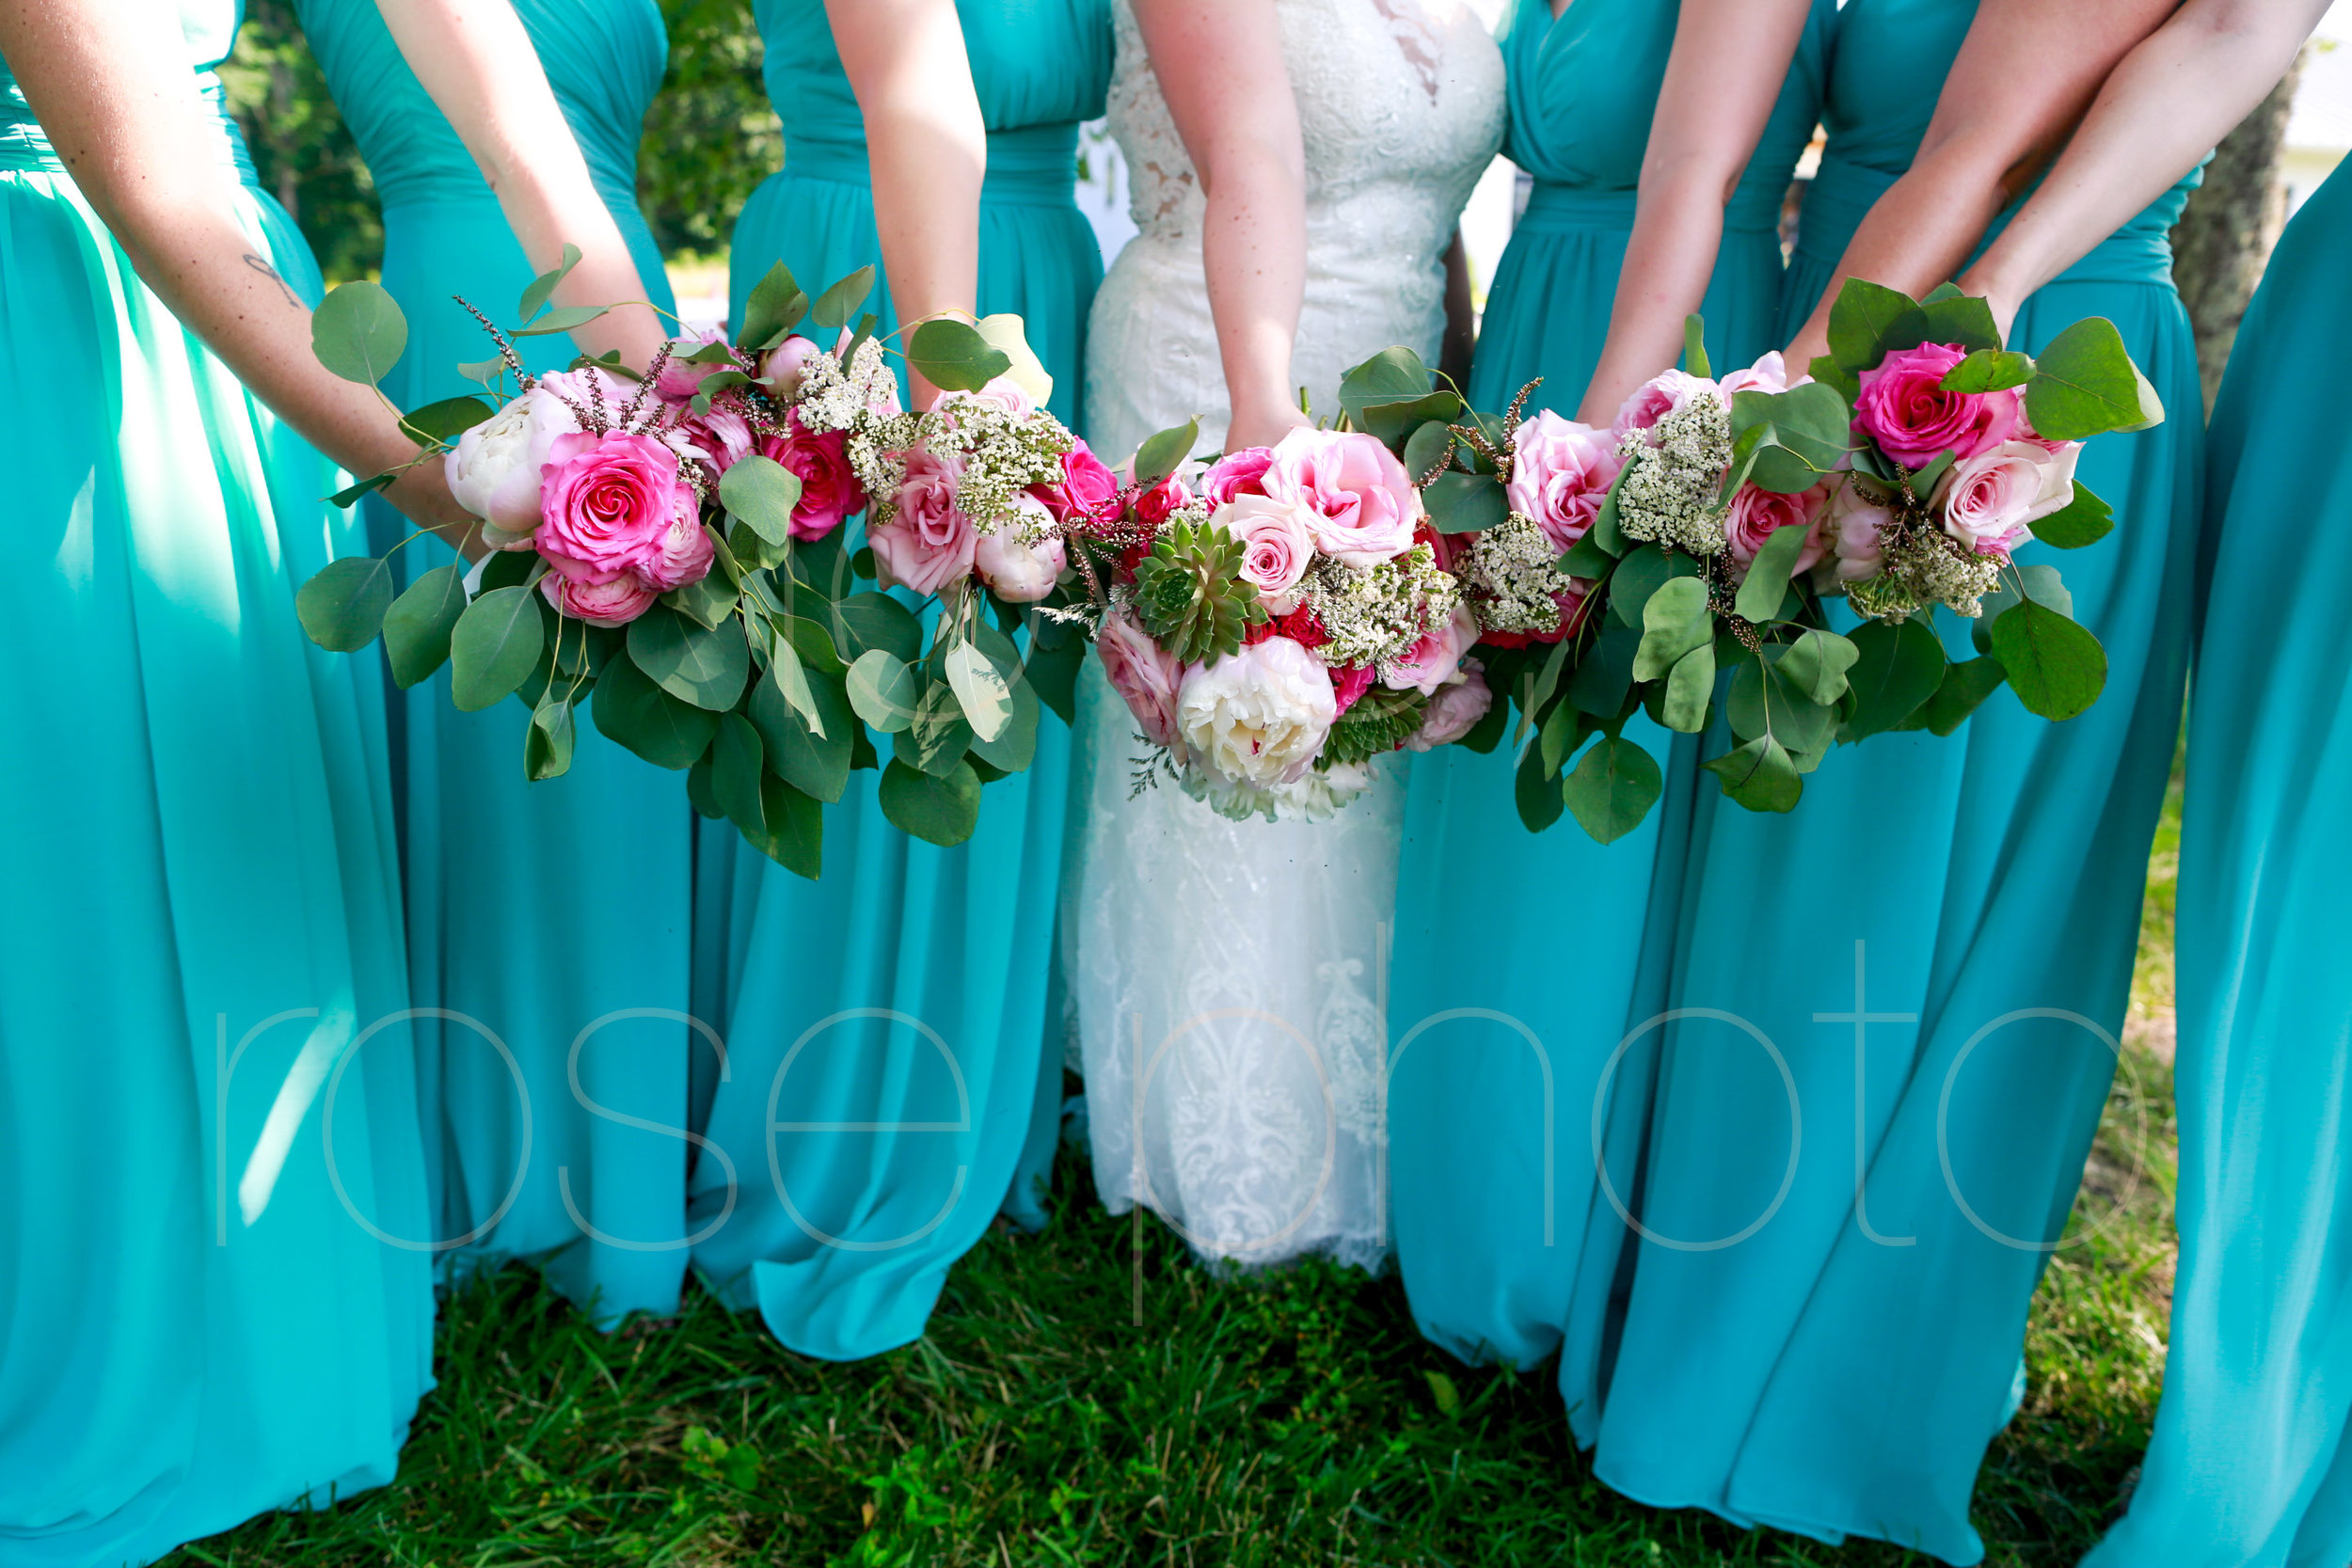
[1319,685,1427,768]
[1129,519,1267,664]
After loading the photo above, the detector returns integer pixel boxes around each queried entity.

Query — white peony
[974,493,1067,602]
[446,387,572,539]
[1175,636,1337,789]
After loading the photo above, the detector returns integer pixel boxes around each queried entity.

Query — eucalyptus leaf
[591,646,720,768]
[1606,544,1692,628]
[457,356,506,388]
[1514,742,1566,833]
[526,687,577,782]
[1133,419,1200,488]
[1774,626,1860,706]
[1401,417,1457,483]
[809,265,876,332]
[767,626,824,736]
[749,662,853,803]
[1661,642,1715,734]
[2026,316,2163,439]
[1559,530,1616,578]
[899,680,975,775]
[1825,277,1919,372]
[1726,657,1835,754]
[382,562,468,687]
[2030,480,2115,549]
[847,648,921,732]
[1681,313,1709,381]
[1702,734,1803,813]
[1631,577,1712,681]
[829,592,926,664]
[1734,522,1813,624]
[449,584,545,711]
[400,395,494,446]
[687,755,723,820]
[1423,470,1508,534]
[1362,389,1463,449]
[296,556,395,652]
[944,639,1013,743]
[712,713,767,839]
[662,569,740,631]
[878,758,982,847]
[515,242,582,326]
[737,261,808,354]
[311,280,406,387]
[627,609,750,711]
[1337,346,1434,429]
[1940,349,2035,394]
[1841,617,1947,739]
[1988,598,2106,721]
[1916,293,2003,355]
[1563,735,1663,844]
[974,314,1055,405]
[908,317,1012,392]
[1539,699,1587,781]
[753,774,824,878]
[512,304,612,339]
[479,547,536,594]
[968,667,1039,773]
[1569,622,1640,719]
[1919,655,2009,736]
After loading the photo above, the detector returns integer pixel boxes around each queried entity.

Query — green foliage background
[222,0,781,286]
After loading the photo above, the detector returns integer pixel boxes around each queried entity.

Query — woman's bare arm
[0,0,474,540]
[1783,0,2177,369]
[1577,0,1814,422]
[827,0,986,409]
[1135,0,1310,449]
[373,0,668,367]
[1962,0,2329,337]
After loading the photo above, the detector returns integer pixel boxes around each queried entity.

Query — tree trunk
[2169,49,2306,412]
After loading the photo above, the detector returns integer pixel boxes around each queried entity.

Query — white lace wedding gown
[1067,0,1502,1270]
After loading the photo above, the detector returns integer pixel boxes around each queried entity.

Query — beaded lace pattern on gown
[1071,0,1502,1270]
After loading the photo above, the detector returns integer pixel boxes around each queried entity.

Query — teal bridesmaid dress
[2083,156,2352,1568]
[1591,1,2201,1560]
[0,8,432,1561]
[297,0,697,1328]
[689,0,1109,1360]
[1388,0,1824,1436]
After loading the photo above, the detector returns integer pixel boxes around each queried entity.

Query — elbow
[1195,130,1304,205]
[1637,145,1752,213]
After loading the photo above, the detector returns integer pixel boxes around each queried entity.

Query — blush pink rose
[957,374,1036,419]
[1718,351,1792,400]
[667,406,754,475]
[533,365,636,421]
[1507,409,1623,552]
[868,444,977,595]
[1405,665,1493,752]
[1932,437,2081,560]
[1201,447,1276,507]
[1613,368,1720,443]
[540,572,660,627]
[1820,483,1895,585]
[1724,480,1833,580]
[1032,437,1120,529]
[1381,602,1479,696]
[1096,608,1185,750]
[1213,493,1316,610]
[1853,341,2022,468]
[636,499,715,594]
[974,493,1067,602]
[536,431,692,586]
[759,334,822,400]
[757,411,866,542]
[1261,428,1421,568]
[656,328,736,402]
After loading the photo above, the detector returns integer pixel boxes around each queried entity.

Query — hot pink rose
[867,444,976,595]
[1261,428,1421,568]
[1405,666,1493,752]
[540,572,660,627]
[1134,473,1192,529]
[656,329,736,402]
[1718,351,1792,400]
[1853,342,2022,468]
[536,431,693,586]
[1613,369,1720,443]
[1201,447,1275,507]
[1820,483,1894,585]
[760,334,822,400]
[1382,602,1479,696]
[1507,410,1623,552]
[1096,608,1185,750]
[1724,480,1832,580]
[1033,437,1120,529]
[1214,493,1316,610]
[1330,662,1376,715]
[1932,437,2080,560]
[975,493,1067,602]
[757,411,865,542]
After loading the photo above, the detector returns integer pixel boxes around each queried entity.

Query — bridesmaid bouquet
[1039,422,1475,820]
[1344,277,2158,842]
[293,247,1073,873]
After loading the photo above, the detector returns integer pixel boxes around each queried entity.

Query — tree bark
[2169,49,2307,412]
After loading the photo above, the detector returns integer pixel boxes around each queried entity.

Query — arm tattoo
[243,253,302,309]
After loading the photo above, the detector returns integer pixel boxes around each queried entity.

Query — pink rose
[959,374,1036,419]
[1201,447,1276,507]
[1033,437,1120,529]
[1724,480,1832,581]
[1330,662,1376,715]
[656,328,736,402]
[760,334,822,400]
[1719,351,1791,399]
[1853,342,2022,468]
[1214,494,1316,610]
[1134,473,1192,529]
[1507,410,1623,553]
[1932,437,2081,560]
[540,572,660,627]
[1261,428,1421,568]
[975,493,1067,602]
[1820,483,1894,585]
[1613,369,1720,443]
[536,431,693,586]
[757,411,866,542]
[1405,666,1492,752]
[868,444,976,595]
[533,365,636,420]
[1096,608,1185,750]
[1381,602,1479,696]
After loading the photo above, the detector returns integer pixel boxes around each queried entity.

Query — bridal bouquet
[1042,422,1476,820]
[294,247,1069,872]
[1345,277,2157,842]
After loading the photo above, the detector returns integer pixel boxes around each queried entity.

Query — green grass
[171,759,2188,1568]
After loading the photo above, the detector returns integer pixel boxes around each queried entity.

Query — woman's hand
[1226,400,1313,451]
[384,459,487,557]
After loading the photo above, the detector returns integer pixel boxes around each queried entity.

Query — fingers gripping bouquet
[292,247,1073,873]
[1033,418,1477,822]
[1342,277,2158,842]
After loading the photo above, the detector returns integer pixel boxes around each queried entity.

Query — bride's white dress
[1068,0,1502,1269]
